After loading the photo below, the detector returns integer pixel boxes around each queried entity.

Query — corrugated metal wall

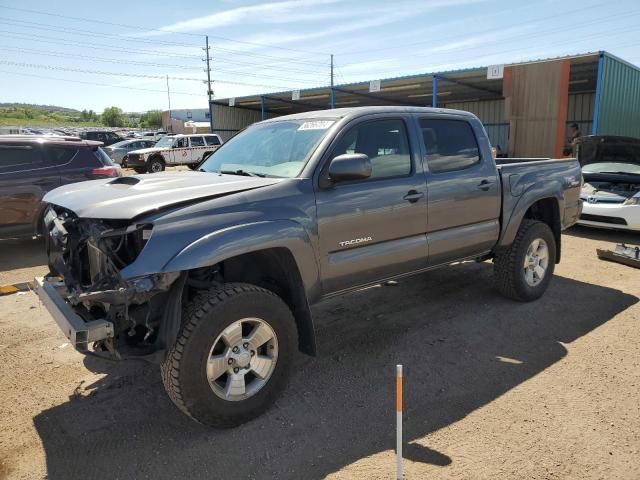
[596,54,640,138]
[504,60,570,157]
[566,93,594,139]
[212,104,279,141]
[445,99,508,154]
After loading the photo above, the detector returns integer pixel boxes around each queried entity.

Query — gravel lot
[0,223,638,480]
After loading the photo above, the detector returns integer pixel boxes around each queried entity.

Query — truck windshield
[155,137,174,148]
[199,119,334,178]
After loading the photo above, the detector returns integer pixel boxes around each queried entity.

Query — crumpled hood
[44,171,281,219]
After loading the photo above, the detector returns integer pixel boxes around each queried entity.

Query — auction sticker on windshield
[298,120,334,130]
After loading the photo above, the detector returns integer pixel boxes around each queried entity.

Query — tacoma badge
[338,236,373,247]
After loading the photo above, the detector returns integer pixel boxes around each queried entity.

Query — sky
[1,0,639,113]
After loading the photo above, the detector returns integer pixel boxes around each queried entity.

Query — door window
[330,119,411,180]
[189,136,206,147]
[419,119,481,173]
[175,138,188,148]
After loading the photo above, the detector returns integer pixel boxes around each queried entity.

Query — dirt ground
[0,225,638,480]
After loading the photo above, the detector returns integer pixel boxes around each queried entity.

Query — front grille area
[580,213,628,225]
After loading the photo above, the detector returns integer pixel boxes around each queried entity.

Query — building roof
[214,51,610,117]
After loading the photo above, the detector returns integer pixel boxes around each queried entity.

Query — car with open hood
[576,135,640,231]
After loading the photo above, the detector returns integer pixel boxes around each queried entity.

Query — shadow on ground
[565,225,639,245]
[33,263,637,479]
[0,238,46,272]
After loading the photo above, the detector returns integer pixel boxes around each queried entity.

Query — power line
[3,46,202,70]
[0,4,203,37]
[0,18,201,48]
[213,46,329,67]
[338,9,640,69]
[338,0,607,57]
[0,60,204,82]
[0,69,203,96]
[1,60,300,91]
[3,45,323,83]
[0,30,203,59]
[0,5,329,56]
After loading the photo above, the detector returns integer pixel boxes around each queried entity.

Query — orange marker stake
[396,364,403,479]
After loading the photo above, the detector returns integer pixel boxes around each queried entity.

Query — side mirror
[328,153,372,182]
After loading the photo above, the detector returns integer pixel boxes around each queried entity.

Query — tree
[140,110,163,128]
[101,106,125,127]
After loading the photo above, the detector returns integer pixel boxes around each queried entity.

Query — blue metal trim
[592,52,604,135]
[432,75,438,107]
[330,87,335,109]
[260,96,265,121]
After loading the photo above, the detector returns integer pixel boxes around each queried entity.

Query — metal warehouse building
[204,51,640,158]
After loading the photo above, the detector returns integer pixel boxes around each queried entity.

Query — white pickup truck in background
[123,133,223,173]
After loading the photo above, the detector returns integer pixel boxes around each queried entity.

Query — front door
[418,117,501,266]
[315,117,428,295]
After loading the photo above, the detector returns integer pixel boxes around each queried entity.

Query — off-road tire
[133,167,147,174]
[494,220,556,302]
[160,283,296,428]
[147,156,165,173]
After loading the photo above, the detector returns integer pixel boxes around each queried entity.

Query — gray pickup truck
[35,107,582,427]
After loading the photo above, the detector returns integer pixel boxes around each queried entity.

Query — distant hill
[0,103,83,115]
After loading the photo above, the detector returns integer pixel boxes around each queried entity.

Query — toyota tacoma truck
[35,107,582,428]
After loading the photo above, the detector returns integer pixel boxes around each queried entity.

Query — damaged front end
[41,205,181,360]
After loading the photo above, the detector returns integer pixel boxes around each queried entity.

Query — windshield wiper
[219,169,266,178]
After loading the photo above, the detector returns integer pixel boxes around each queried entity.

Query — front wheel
[147,156,165,173]
[493,220,556,302]
[161,283,296,428]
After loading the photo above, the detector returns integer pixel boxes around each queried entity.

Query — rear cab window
[419,118,481,173]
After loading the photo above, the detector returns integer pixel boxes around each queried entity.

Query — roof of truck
[262,106,477,122]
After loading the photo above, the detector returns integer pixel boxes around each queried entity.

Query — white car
[578,161,640,232]
[123,134,223,173]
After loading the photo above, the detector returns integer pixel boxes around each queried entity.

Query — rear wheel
[161,283,296,428]
[147,156,165,173]
[494,220,556,302]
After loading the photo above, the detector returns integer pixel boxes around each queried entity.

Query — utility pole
[166,74,172,132]
[330,53,335,109]
[204,36,214,133]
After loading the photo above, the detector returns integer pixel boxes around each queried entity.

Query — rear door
[171,137,189,164]
[419,117,500,266]
[315,116,428,294]
[0,143,60,236]
[188,136,207,163]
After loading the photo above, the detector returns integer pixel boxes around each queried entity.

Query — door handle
[477,179,492,191]
[403,190,425,203]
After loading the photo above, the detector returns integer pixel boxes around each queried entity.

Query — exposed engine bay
[581,172,640,201]
[43,205,199,359]
[582,180,640,199]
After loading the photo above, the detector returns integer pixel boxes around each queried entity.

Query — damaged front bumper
[35,276,114,351]
[38,205,181,358]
